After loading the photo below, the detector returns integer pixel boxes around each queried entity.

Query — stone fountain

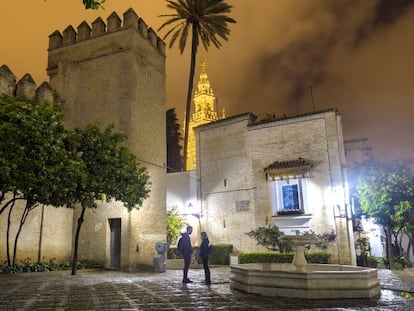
[230,231,380,299]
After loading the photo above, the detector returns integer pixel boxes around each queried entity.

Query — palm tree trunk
[182,24,198,171]
[72,205,87,275]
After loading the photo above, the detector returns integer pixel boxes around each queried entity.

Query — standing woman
[199,231,211,284]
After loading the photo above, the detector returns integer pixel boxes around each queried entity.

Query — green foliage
[354,159,414,268]
[245,225,288,252]
[167,244,234,265]
[356,160,414,229]
[69,123,151,275]
[304,230,336,249]
[166,208,186,245]
[167,247,181,259]
[238,252,331,264]
[70,123,151,211]
[158,0,236,170]
[0,257,99,274]
[158,0,236,53]
[0,95,83,266]
[0,94,81,210]
[246,226,336,252]
[166,109,183,172]
[0,96,150,272]
[209,243,233,265]
[356,255,378,268]
[82,0,105,9]
[43,1,104,10]
[394,255,411,270]
[355,237,371,254]
[305,252,332,264]
[239,252,293,264]
[355,237,378,267]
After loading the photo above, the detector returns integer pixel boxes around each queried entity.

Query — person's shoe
[182,279,193,283]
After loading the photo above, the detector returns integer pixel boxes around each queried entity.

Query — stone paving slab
[0,267,414,310]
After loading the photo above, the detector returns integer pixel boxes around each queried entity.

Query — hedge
[238,252,331,264]
[209,244,233,265]
[167,243,234,265]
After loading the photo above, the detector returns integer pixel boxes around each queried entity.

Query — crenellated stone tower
[47,8,166,271]
[186,61,224,170]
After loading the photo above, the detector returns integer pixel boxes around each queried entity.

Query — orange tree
[355,160,414,269]
[68,123,151,275]
[0,94,81,266]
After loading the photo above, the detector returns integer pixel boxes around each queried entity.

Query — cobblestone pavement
[1,266,414,311]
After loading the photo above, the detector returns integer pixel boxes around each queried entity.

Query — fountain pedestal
[292,245,307,272]
[280,230,318,272]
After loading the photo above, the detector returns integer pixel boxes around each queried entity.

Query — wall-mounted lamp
[223,219,226,228]
[265,216,269,225]
[192,213,201,219]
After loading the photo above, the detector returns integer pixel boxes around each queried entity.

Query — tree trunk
[72,205,87,276]
[385,226,394,269]
[406,233,412,263]
[0,195,19,216]
[37,205,45,263]
[12,201,35,267]
[6,197,16,266]
[411,228,414,256]
[182,24,199,171]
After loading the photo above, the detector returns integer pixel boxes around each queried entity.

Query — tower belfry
[186,60,222,170]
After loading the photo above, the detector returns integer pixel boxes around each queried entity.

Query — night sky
[1,0,413,161]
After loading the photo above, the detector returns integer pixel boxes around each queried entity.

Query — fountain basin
[230,263,381,299]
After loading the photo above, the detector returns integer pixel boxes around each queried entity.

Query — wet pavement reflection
[0,266,413,310]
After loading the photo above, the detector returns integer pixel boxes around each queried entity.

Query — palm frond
[158,0,236,170]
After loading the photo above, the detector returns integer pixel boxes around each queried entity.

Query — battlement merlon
[0,65,55,103]
[47,8,165,73]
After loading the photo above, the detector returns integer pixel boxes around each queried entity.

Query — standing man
[178,226,193,283]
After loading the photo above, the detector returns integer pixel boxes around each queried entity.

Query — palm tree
[159,0,236,170]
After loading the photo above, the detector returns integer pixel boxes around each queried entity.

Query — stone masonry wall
[196,114,260,252]
[196,111,355,264]
[47,8,166,271]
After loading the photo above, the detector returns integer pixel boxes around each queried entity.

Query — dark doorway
[109,218,121,269]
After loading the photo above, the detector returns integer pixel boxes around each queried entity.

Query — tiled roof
[264,158,312,176]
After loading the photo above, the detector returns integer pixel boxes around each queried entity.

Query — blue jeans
[183,253,192,280]
[201,256,210,282]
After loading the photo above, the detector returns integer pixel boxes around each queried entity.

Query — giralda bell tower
[185,61,224,170]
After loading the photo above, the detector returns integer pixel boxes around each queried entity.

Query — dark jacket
[178,232,192,256]
[199,238,210,259]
